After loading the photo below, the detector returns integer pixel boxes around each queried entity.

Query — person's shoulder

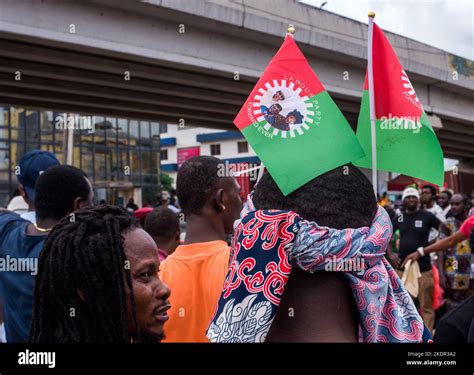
[433,204,444,213]
[393,211,404,220]
[158,256,169,273]
[460,215,474,234]
[419,209,436,219]
[435,295,474,342]
[434,318,466,343]
[209,242,230,263]
[440,294,474,325]
[219,244,230,257]
[0,210,26,225]
[462,215,474,226]
[0,211,30,250]
[168,205,180,213]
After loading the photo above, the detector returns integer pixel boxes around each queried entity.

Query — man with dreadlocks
[0,165,93,342]
[29,205,171,343]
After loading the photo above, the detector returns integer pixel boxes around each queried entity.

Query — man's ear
[214,188,225,212]
[18,184,29,203]
[175,230,181,241]
[73,196,83,211]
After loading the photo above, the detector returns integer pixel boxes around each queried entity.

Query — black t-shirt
[434,294,474,343]
[392,209,441,272]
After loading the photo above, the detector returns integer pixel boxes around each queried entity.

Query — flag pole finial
[368,11,376,18]
[287,24,296,35]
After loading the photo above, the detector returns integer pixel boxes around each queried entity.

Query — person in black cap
[17,150,60,224]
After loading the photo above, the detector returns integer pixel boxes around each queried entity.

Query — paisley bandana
[207,195,432,343]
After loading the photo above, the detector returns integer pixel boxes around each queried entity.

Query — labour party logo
[401,70,423,111]
[251,79,320,138]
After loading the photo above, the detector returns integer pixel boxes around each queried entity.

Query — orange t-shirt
[159,240,230,342]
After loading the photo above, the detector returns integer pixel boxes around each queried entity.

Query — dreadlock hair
[29,205,141,343]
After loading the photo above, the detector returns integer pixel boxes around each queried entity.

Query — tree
[160,173,173,192]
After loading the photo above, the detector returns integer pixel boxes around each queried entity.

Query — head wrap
[207,194,432,343]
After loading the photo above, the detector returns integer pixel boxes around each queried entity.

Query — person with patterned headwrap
[207,165,432,343]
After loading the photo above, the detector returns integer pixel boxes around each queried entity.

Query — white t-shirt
[426,204,446,242]
[442,205,451,217]
[20,211,36,224]
[168,204,180,214]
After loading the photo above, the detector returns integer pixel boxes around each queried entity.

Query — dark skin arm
[437,250,449,290]
[402,231,466,267]
[386,240,401,269]
[387,218,401,268]
[437,223,449,290]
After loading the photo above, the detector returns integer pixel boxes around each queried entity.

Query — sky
[300,0,474,60]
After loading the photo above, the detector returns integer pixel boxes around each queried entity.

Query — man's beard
[138,327,165,343]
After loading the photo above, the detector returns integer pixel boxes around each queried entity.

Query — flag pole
[367,11,378,196]
[256,23,296,187]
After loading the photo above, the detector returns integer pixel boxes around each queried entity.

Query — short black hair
[452,193,469,206]
[441,190,453,200]
[35,165,91,221]
[144,207,179,239]
[422,185,437,196]
[177,156,224,216]
[253,164,377,229]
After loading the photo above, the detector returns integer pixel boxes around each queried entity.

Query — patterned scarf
[207,195,432,343]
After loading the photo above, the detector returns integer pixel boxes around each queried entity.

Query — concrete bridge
[0,0,472,162]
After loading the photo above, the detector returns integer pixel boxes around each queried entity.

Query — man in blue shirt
[0,165,93,342]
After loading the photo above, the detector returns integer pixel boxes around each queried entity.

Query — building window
[160,149,168,161]
[210,144,221,156]
[237,141,248,153]
[159,123,168,134]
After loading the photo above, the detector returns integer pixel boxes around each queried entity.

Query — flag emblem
[401,69,423,111]
[234,35,364,195]
[250,79,319,138]
[354,22,444,186]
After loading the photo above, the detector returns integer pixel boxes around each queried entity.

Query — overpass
[0,0,473,162]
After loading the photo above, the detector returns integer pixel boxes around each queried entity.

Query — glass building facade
[0,107,161,207]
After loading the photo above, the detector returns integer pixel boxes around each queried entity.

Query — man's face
[285,115,296,124]
[124,228,171,342]
[420,188,434,204]
[403,195,419,210]
[221,177,243,234]
[269,104,281,114]
[450,195,465,217]
[272,91,284,101]
[438,192,450,208]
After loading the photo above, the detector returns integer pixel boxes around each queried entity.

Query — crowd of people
[382,186,474,342]
[0,149,472,343]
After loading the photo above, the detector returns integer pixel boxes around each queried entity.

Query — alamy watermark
[18,350,55,368]
[54,113,95,133]
[217,161,260,181]
[324,256,365,276]
[380,114,421,134]
[0,255,38,275]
